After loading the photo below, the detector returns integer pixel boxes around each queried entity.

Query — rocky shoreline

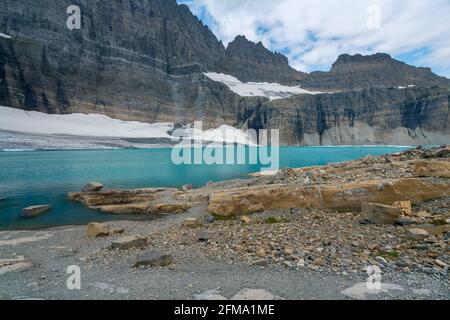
[1,146,449,300]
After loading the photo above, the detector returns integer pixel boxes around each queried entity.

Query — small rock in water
[111,236,147,250]
[82,182,104,192]
[87,222,110,237]
[134,251,173,267]
[21,205,52,218]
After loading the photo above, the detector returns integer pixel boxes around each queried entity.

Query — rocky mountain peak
[226,35,289,66]
[223,35,305,85]
[302,53,450,90]
[332,53,392,69]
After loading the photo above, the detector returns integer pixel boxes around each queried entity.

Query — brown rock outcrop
[413,160,450,178]
[208,178,450,216]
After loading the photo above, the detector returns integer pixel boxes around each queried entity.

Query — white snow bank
[204,72,324,100]
[0,106,173,138]
[171,124,258,146]
[0,33,11,39]
[0,106,255,145]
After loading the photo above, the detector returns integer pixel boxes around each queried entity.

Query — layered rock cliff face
[240,87,450,145]
[302,53,450,91]
[222,35,306,85]
[0,0,449,145]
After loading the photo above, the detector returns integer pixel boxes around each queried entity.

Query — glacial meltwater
[0,146,410,230]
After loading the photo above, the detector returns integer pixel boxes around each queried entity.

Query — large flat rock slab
[414,160,450,178]
[208,178,450,216]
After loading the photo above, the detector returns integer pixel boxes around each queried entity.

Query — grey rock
[21,205,52,218]
[407,228,429,241]
[198,231,216,242]
[204,214,216,224]
[82,182,104,192]
[395,218,415,226]
[134,251,173,268]
[111,236,147,250]
[361,203,401,225]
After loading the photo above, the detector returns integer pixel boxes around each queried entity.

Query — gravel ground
[0,208,448,300]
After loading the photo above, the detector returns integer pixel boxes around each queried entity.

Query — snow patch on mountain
[0,33,11,39]
[172,124,257,146]
[0,106,256,148]
[204,72,323,100]
[0,106,173,138]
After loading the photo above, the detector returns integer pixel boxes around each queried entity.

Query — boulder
[208,178,450,217]
[111,236,147,250]
[82,182,104,192]
[231,289,279,301]
[413,161,450,178]
[134,251,173,267]
[21,205,52,218]
[361,203,402,225]
[198,231,216,242]
[407,228,429,240]
[182,184,193,191]
[392,201,412,216]
[87,222,110,237]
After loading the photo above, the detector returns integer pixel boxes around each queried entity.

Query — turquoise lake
[0,146,410,230]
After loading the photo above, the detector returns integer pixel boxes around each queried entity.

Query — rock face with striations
[223,35,306,85]
[301,53,450,91]
[1,0,450,146]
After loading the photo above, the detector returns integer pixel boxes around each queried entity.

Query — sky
[177,0,450,78]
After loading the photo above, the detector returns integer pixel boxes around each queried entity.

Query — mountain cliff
[302,53,450,91]
[0,0,449,145]
[223,35,306,85]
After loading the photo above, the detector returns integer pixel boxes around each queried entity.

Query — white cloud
[184,0,450,77]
